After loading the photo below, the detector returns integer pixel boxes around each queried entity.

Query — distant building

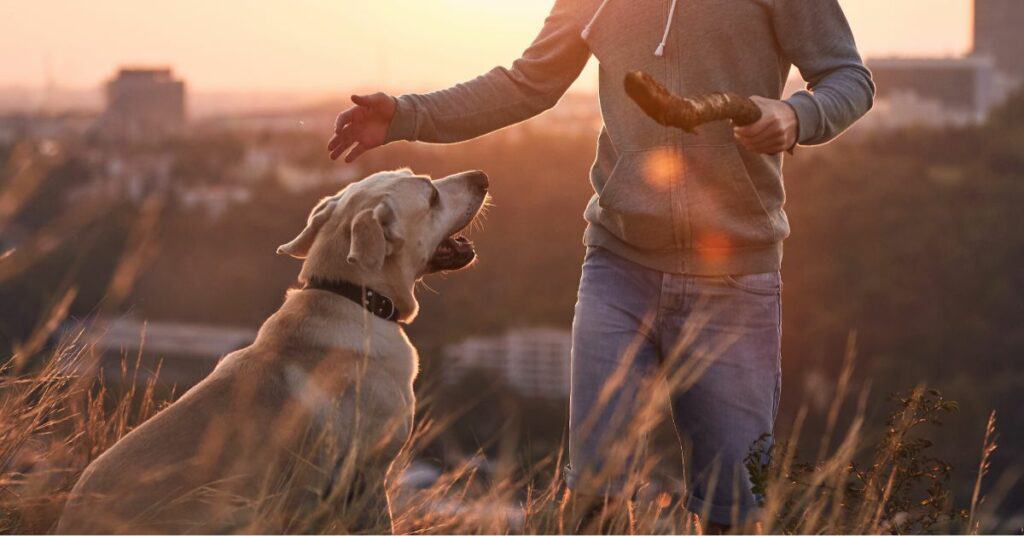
[866,57,999,127]
[858,0,1023,130]
[63,317,255,386]
[98,68,186,140]
[444,328,571,399]
[972,0,1024,81]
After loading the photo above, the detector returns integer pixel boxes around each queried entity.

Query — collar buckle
[362,289,396,321]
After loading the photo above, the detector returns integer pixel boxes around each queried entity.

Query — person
[327,0,874,531]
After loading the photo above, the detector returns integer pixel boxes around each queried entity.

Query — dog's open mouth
[428,234,476,272]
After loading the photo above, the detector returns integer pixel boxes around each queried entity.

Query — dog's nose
[466,170,489,193]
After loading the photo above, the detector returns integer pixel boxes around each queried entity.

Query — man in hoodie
[327,0,874,530]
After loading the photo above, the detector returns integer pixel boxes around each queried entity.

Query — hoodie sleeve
[774,0,875,146]
[384,0,591,144]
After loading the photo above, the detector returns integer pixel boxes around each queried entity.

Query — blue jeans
[566,247,782,526]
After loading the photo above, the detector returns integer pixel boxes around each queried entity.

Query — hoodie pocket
[683,144,775,250]
[597,148,679,251]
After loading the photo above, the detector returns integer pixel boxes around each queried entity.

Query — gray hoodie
[384,0,875,275]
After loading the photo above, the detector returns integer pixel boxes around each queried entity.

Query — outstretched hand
[733,96,799,155]
[327,93,397,163]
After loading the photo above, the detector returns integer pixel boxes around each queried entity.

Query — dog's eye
[429,187,440,208]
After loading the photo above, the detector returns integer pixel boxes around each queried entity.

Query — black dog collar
[303,278,401,323]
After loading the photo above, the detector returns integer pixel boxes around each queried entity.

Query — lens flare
[642,148,683,191]
[697,232,731,262]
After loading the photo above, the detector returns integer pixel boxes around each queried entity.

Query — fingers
[743,123,783,146]
[735,123,790,154]
[735,122,786,152]
[735,119,786,154]
[327,130,351,155]
[733,96,798,154]
[335,107,358,135]
[328,92,394,161]
[328,108,357,151]
[329,125,358,161]
[734,125,775,151]
[738,135,788,154]
[735,120,785,153]
[345,142,368,164]
[734,116,773,140]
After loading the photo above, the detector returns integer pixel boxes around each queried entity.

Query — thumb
[351,93,387,109]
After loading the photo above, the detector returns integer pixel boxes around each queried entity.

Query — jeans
[565,247,782,526]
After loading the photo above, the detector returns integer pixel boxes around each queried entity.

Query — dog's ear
[346,204,391,271]
[277,196,339,259]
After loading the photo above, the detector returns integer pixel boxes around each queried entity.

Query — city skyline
[2,0,973,94]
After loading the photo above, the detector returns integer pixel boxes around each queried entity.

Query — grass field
[0,316,1008,534]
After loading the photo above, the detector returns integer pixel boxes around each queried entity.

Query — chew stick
[624,71,762,132]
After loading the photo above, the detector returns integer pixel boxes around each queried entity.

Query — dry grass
[0,337,167,532]
[0,336,1010,534]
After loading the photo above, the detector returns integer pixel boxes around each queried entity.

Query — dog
[56,169,489,534]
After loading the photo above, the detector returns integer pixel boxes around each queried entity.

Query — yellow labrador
[57,169,489,534]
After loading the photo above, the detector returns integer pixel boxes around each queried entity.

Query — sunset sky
[1,0,973,94]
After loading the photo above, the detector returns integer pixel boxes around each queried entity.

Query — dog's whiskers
[417,280,440,295]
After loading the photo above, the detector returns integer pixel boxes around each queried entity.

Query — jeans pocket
[722,272,782,296]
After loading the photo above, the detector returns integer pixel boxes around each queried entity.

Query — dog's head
[278,168,489,322]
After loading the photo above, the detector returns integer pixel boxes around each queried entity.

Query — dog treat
[624,71,762,132]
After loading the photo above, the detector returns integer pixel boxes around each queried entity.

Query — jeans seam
[652,274,666,362]
[773,292,783,421]
[722,274,782,296]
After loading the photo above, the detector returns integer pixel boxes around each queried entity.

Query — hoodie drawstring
[579,0,612,40]
[654,0,679,57]
[581,0,679,57]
